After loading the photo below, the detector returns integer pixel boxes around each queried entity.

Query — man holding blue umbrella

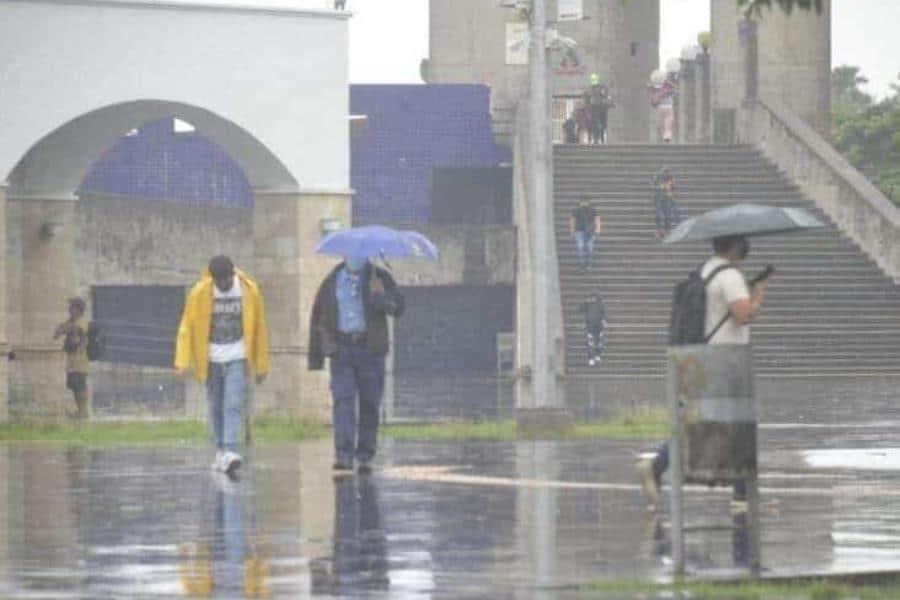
[308,253,405,474]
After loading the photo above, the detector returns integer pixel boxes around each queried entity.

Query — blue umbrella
[315,225,440,261]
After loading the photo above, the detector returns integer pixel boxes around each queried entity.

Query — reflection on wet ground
[1,377,900,597]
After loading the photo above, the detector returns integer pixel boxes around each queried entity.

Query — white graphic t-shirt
[701,257,751,345]
[209,276,246,363]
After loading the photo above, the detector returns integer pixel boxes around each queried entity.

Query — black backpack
[668,264,735,345]
[86,321,106,362]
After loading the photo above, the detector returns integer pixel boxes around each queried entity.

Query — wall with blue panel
[351,84,510,225]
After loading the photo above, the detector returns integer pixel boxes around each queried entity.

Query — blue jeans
[212,481,246,593]
[654,196,682,233]
[207,359,247,452]
[574,231,596,267]
[330,342,386,464]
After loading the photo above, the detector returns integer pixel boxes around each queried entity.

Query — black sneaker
[357,462,373,475]
[333,461,353,472]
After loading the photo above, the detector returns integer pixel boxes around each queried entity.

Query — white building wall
[0,0,349,194]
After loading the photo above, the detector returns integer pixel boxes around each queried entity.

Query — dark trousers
[585,324,605,360]
[330,341,386,464]
[654,196,682,233]
[652,442,747,500]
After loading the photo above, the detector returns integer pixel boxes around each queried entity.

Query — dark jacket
[308,263,404,370]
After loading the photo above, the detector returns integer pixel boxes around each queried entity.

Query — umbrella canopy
[315,225,440,261]
[663,203,824,243]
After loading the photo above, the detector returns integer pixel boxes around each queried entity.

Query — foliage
[0,408,670,445]
[737,0,825,18]
[831,67,900,205]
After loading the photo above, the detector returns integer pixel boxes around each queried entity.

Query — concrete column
[6,195,77,420]
[0,447,8,579]
[252,191,351,421]
[678,60,697,143]
[741,19,759,103]
[0,187,7,423]
[697,52,712,143]
[515,441,559,599]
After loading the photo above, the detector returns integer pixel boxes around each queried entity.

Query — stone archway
[0,0,352,422]
[3,99,348,421]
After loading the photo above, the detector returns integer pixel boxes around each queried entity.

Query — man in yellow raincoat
[175,255,269,476]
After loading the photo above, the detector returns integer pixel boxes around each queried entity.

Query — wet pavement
[1,380,900,598]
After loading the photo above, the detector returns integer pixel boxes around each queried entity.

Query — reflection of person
[180,474,269,598]
[54,297,90,420]
[313,475,389,594]
[570,199,603,270]
[175,256,270,476]
[653,167,682,239]
[636,235,770,511]
[309,257,405,474]
[580,294,607,367]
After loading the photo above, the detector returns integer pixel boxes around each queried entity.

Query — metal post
[668,348,686,577]
[528,0,556,409]
[746,475,762,577]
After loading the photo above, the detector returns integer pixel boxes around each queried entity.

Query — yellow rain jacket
[174,268,270,382]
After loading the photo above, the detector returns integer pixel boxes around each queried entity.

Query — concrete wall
[738,99,900,282]
[5,190,514,419]
[426,0,659,142]
[390,225,515,287]
[711,0,831,136]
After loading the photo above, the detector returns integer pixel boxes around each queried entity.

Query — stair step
[554,144,900,379]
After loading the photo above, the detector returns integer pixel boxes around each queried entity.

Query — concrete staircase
[554,144,900,378]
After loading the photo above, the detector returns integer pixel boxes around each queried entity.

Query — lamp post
[526,0,557,412]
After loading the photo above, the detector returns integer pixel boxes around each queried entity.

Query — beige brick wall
[252,191,350,421]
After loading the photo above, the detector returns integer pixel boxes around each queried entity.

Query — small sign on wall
[558,0,583,21]
[506,22,530,65]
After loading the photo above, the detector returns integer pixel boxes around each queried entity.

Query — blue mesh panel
[79,119,253,207]
[351,85,511,225]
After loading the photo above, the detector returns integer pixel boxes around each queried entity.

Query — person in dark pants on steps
[580,293,607,367]
[636,234,769,512]
[570,198,603,270]
[653,167,681,239]
[309,257,405,474]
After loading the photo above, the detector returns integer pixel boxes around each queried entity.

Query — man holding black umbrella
[637,234,769,510]
[308,256,405,474]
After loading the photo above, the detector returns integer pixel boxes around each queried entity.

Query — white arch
[8,100,297,197]
[0,0,350,197]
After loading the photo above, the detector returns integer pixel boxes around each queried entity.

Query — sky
[209,0,899,99]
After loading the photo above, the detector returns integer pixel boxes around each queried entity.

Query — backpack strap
[702,264,737,343]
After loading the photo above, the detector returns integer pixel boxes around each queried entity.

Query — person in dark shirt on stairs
[570,198,603,271]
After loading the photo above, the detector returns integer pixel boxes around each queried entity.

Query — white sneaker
[211,450,225,472]
[222,451,243,476]
[588,358,596,367]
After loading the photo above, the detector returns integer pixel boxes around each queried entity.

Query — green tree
[832,70,900,205]
[832,65,872,109]
[737,0,824,17]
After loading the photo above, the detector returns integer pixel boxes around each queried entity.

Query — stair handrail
[739,98,900,282]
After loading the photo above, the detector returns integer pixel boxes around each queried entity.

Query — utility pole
[526,0,556,410]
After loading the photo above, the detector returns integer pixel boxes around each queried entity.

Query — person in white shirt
[636,234,769,511]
